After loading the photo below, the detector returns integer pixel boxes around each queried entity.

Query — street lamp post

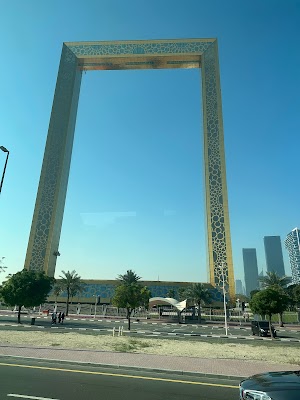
[236,298,242,326]
[216,262,228,336]
[94,295,99,319]
[0,146,9,195]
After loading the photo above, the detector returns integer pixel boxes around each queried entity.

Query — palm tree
[259,271,290,289]
[178,287,188,301]
[117,270,141,285]
[166,289,176,299]
[59,270,81,316]
[186,283,212,323]
[53,285,62,302]
[70,283,86,304]
[259,271,290,327]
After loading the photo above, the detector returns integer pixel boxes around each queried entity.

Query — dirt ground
[0,330,299,365]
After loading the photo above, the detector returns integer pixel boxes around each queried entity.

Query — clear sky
[0,1,299,286]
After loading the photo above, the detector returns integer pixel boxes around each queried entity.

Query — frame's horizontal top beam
[77,55,201,71]
[66,38,215,47]
[65,38,215,72]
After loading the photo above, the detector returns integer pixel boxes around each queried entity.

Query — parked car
[251,320,276,337]
[239,370,300,399]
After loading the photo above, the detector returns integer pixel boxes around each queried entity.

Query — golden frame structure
[24,39,235,297]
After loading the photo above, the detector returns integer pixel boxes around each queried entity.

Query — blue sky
[0,1,299,286]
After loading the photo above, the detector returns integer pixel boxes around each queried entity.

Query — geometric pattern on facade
[24,39,235,298]
[285,228,300,284]
[50,280,225,304]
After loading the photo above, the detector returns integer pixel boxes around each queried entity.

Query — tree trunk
[198,302,201,323]
[269,315,274,339]
[66,291,70,316]
[127,308,131,331]
[17,305,21,324]
[278,312,284,327]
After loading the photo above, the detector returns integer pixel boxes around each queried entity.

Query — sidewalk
[0,343,298,379]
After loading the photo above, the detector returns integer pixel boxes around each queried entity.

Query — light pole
[216,262,228,335]
[94,295,99,319]
[0,146,9,195]
[236,298,242,326]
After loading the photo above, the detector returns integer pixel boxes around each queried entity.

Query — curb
[0,353,245,381]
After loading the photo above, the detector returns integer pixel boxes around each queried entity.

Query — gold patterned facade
[24,39,235,298]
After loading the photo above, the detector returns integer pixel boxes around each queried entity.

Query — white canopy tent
[149,297,187,312]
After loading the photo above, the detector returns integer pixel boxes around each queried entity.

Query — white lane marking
[7,394,60,399]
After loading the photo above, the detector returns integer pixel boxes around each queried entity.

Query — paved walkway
[0,343,298,379]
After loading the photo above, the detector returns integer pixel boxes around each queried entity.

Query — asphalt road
[0,313,300,342]
[0,357,239,399]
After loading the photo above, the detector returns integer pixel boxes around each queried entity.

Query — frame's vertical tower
[24,45,82,276]
[201,41,234,298]
[24,39,235,297]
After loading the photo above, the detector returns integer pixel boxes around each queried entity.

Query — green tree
[0,270,54,323]
[112,283,150,330]
[185,283,212,323]
[250,289,260,299]
[113,270,150,330]
[259,271,290,289]
[285,284,300,310]
[292,284,300,307]
[178,287,187,301]
[53,285,62,302]
[59,270,81,316]
[70,283,86,304]
[166,289,176,299]
[250,288,290,338]
[259,271,290,326]
[117,270,141,284]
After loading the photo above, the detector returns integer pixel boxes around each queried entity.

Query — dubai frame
[24,39,235,298]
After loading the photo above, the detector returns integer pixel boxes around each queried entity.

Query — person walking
[51,311,57,324]
[61,312,65,324]
[58,312,62,323]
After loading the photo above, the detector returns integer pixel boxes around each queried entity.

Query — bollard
[118,326,121,336]
[112,327,115,337]
[121,326,124,336]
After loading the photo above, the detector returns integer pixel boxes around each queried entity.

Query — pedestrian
[61,312,65,324]
[58,311,62,323]
[52,311,57,324]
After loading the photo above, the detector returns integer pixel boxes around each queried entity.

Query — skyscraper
[235,279,244,295]
[263,236,285,277]
[243,248,259,297]
[284,228,300,284]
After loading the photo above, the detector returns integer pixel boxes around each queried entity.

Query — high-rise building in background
[243,248,259,297]
[263,236,285,277]
[284,228,300,284]
[235,279,244,295]
[258,269,264,289]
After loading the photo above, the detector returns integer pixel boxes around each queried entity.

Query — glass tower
[284,228,300,284]
[235,279,244,295]
[242,248,259,297]
[263,236,285,277]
